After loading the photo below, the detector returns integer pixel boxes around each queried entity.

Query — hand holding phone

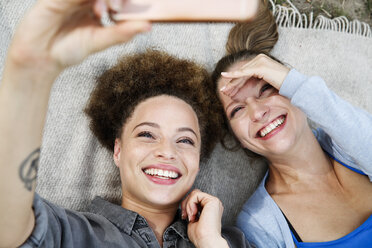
[112,0,259,22]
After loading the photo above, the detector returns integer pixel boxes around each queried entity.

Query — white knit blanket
[1,0,371,225]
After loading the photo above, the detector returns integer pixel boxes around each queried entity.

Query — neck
[266,128,334,194]
[121,196,178,246]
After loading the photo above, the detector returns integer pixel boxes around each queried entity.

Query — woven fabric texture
[1,0,371,225]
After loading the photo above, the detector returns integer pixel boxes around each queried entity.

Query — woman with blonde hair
[212,2,372,247]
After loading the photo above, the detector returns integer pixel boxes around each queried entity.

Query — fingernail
[221,72,228,76]
[220,86,226,92]
[95,0,108,17]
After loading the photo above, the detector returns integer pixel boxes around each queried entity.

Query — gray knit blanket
[1,0,371,225]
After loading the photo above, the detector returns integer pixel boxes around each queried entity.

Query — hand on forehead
[231,77,264,102]
[219,54,290,98]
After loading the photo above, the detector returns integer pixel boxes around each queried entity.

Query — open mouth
[257,115,286,138]
[143,168,181,180]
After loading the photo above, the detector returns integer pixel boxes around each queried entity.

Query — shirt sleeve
[19,194,103,248]
[279,69,372,180]
[20,193,66,247]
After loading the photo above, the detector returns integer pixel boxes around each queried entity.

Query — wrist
[2,47,62,91]
[8,43,61,77]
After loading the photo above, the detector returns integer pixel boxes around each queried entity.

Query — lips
[142,164,181,185]
[256,114,287,139]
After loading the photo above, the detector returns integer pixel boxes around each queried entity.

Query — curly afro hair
[85,49,223,160]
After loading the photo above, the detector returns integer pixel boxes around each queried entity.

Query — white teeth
[144,168,179,179]
[260,116,285,137]
[170,171,178,178]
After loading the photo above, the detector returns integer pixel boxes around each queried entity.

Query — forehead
[217,60,247,91]
[217,60,261,107]
[125,95,200,132]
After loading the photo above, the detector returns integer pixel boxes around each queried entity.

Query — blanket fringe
[269,0,372,37]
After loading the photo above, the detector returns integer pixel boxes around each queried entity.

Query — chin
[147,188,186,207]
[147,195,182,207]
[265,139,296,157]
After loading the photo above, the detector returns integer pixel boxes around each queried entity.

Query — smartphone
[111,0,259,22]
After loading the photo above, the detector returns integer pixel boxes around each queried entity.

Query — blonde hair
[225,0,278,54]
[212,0,280,84]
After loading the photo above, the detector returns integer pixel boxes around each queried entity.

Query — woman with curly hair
[212,1,372,247]
[0,1,251,247]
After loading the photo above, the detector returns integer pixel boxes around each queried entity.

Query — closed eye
[230,106,244,119]
[137,131,155,139]
[177,137,195,146]
[259,83,274,97]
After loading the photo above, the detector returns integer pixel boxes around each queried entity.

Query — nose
[245,98,269,123]
[154,139,176,160]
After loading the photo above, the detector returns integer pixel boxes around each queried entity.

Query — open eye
[230,106,244,119]
[137,131,155,139]
[177,137,195,146]
[259,83,274,97]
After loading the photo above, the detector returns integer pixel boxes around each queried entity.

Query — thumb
[89,21,151,54]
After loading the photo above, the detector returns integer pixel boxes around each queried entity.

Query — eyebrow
[177,127,198,138]
[133,122,160,132]
[132,122,198,138]
[225,101,235,114]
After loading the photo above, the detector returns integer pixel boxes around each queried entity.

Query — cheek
[229,118,250,140]
[120,144,149,170]
[292,107,309,130]
[180,149,200,174]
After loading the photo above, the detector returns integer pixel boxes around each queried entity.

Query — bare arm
[0,0,150,246]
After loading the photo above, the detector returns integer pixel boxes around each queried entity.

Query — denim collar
[89,196,189,241]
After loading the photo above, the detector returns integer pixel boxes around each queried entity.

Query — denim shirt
[21,194,251,248]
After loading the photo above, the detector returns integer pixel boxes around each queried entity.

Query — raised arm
[220,54,372,177]
[278,68,372,177]
[0,1,150,246]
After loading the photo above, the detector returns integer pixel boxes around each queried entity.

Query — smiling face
[113,95,201,209]
[217,61,309,159]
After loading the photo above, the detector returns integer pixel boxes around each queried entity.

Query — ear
[113,138,121,168]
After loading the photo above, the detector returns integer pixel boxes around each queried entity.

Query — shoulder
[313,128,363,175]
[22,194,132,248]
